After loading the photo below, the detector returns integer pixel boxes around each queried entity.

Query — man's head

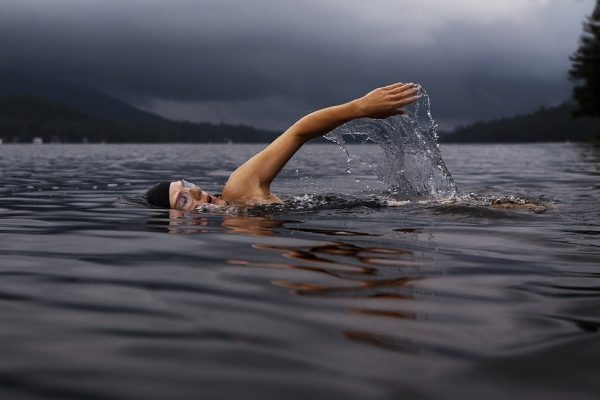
[145,180,227,210]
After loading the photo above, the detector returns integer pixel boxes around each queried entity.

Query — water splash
[187,192,548,217]
[325,86,457,200]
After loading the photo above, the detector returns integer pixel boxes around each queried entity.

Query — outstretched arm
[221,82,420,203]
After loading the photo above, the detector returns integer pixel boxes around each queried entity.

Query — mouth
[207,194,213,204]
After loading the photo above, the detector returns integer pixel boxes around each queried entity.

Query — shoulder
[221,185,282,205]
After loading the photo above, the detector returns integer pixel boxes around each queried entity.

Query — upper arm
[221,129,304,202]
[220,100,362,203]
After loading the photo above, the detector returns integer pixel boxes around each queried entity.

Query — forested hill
[0,96,278,143]
[441,103,599,143]
[0,74,279,143]
[0,74,170,126]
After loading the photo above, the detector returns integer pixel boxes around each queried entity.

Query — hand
[353,82,421,119]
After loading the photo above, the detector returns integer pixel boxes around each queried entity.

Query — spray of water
[325,86,457,200]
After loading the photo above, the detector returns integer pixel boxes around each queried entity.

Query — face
[169,180,227,211]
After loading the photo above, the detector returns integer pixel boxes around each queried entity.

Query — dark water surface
[0,143,598,400]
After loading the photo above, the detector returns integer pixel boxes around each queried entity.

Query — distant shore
[1,92,597,145]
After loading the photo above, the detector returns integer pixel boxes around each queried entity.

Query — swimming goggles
[174,179,197,210]
[181,179,196,188]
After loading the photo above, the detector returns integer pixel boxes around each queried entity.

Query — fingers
[383,82,406,90]
[398,95,421,107]
[390,89,421,101]
[390,83,418,96]
[388,94,421,117]
[386,82,417,93]
[390,91,420,106]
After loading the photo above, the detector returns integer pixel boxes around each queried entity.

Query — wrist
[347,98,366,119]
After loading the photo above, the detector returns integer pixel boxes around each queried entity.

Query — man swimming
[146,82,420,210]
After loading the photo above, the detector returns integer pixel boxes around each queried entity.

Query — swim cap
[146,182,171,208]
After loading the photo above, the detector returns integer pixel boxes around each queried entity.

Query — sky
[1,0,596,130]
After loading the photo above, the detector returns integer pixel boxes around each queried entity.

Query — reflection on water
[163,208,431,350]
[167,210,297,236]
[232,226,427,352]
[165,211,430,352]
[247,242,422,296]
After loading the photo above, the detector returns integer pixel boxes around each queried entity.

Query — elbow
[285,124,313,144]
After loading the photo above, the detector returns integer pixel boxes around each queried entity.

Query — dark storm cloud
[0,0,594,129]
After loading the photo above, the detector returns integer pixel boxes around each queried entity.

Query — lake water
[0,143,598,400]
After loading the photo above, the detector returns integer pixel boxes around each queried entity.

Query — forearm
[222,102,360,200]
[289,100,364,143]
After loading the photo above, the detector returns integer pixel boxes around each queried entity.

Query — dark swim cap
[146,182,171,208]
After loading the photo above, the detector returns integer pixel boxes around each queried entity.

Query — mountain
[0,96,158,143]
[441,103,599,143]
[0,74,172,125]
[0,74,278,143]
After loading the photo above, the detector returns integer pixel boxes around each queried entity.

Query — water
[325,87,457,200]
[0,142,599,400]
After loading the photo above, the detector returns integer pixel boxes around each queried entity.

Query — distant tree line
[0,96,278,143]
[570,0,600,118]
[440,103,598,143]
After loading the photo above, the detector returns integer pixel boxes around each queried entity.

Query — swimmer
[146,83,421,210]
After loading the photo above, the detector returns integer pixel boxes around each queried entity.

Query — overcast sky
[1,0,596,130]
